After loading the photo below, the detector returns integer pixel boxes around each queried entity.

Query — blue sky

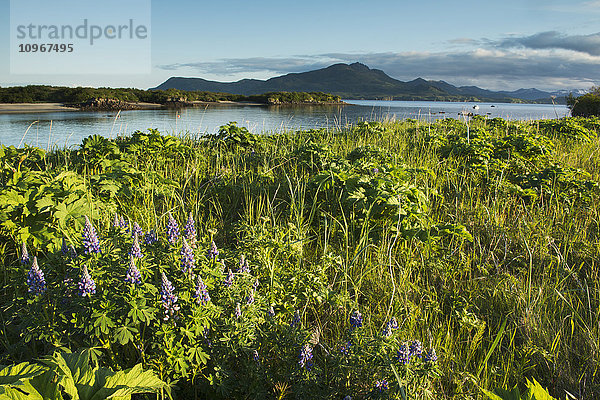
[1,0,600,90]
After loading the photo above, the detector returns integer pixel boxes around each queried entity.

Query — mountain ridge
[152,62,577,103]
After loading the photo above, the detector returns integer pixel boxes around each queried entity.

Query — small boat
[472,105,480,110]
[490,105,495,108]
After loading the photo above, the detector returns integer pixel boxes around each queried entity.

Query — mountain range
[152,62,582,103]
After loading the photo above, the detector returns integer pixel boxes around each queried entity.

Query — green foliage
[482,378,557,400]
[568,88,600,117]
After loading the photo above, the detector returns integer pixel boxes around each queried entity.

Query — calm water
[0,100,569,149]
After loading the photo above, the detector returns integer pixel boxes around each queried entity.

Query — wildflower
[252,349,259,362]
[340,340,351,356]
[78,265,96,296]
[119,216,128,230]
[372,167,379,174]
[291,310,301,327]
[184,212,197,248]
[180,238,194,274]
[82,216,101,254]
[424,348,438,363]
[349,310,363,329]
[68,245,78,259]
[397,342,410,365]
[207,240,219,260]
[246,291,255,305]
[129,232,143,259]
[234,302,242,319]
[160,272,180,321]
[298,344,313,370]
[252,278,259,291]
[223,269,234,287]
[374,380,389,392]
[113,213,120,229]
[166,212,179,245]
[409,340,423,358]
[193,276,210,305]
[131,222,143,239]
[61,238,69,257]
[26,256,46,296]
[382,317,399,338]
[144,229,158,245]
[125,255,142,285]
[267,305,275,317]
[238,255,250,273]
[21,242,30,265]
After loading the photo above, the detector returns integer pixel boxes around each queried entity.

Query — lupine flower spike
[252,350,259,362]
[246,291,255,305]
[298,344,313,370]
[383,317,399,338]
[207,240,219,260]
[130,232,143,259]
[61,238,69,257]
[125,255,142,285]
[82,216,101,254]
[21,242,30,265]
[132,222,143,239]
[119,216,128,230]
[223,269,234,287]
[160,272,180,321]
[409,340,423,358]
[78,265,96,296]
[340,340,351,356]
[267,305,275,317]
[291,310,301,327]
[193,276,210,305]
[349,310,363,329]
[397,342,410,365]
[375,380,389,392]
[166,212,179,245]
[180,238,194,274]
[26,256,46,296]
[144,229,158,245]
[184,212,196,248]
[113,213,120,229]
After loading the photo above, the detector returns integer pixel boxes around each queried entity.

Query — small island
[0,85,345,113]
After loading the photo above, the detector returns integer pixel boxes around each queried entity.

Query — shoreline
[0,100,348,114]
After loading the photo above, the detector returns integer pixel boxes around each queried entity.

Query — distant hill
[152,62,576,103]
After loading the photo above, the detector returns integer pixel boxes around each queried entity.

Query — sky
[1,0,600,91]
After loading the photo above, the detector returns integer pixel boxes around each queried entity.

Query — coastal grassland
[0,117,599,399]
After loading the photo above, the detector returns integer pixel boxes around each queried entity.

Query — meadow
[0,116,599,399]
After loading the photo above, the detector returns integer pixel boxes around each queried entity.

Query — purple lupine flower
[144,229,158,245]
[193,275,210,305]
[372,167,380,174]
[237,255,250,274]
[119,216,128,230]
[382,317,399,338]
[180,238,194,274]
[207,240,219,260]
[166,212,179,245]
[397,343,410,365]
[78,265,96,296]
[61,238,69,257]
[409,340,423,358]
[160,272,180,321]
[252,350,259,362]
[246,291,255,305]
[223,269,234,287]
[424,348,438,363]
[26,256,46,296]
[21,242,30,265]
[340,340,351,356]
[267,305,275,317]
[374,380,389,392]
[113,213,120,229]
[129,232,143,259]
[131,222,143,239]
[82,216,101,254]
[234,303,242,319]
[68,245,78,259]
[291,310,301,327]
[125,255,142,285]
[183,212,197,248]
[349,310,363,329]
[298,344,313,370]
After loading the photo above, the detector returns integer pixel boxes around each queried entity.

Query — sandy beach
[0,103,77,114]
